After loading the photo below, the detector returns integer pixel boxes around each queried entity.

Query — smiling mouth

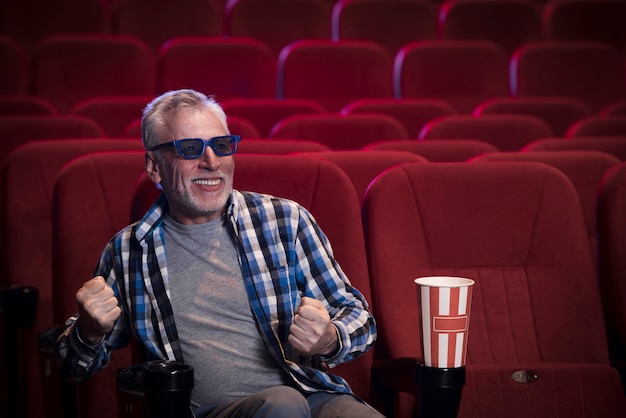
[193,179,221,186]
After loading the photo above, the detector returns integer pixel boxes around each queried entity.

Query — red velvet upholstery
[269,113,409,150]
[567,115,626,138]
[543,0,626,55]
[341,98,456,139]
[0,140,143,418]
[222,98,326,137]
[227,116,261,138]
[474,96,592,137]
[30,35,155,113]
[71,96,153,137]
[0,115,105,162]
[438,0,542,57]
[157,37,276,101]
[393,40,509,113]
[112,0,223,53]
[292,150,427,201]
[0,96,57,116]
[224,0,332,56]
[523,137,626,161]
[52,151,146,418]
[238,139,331,154]
[419,114,553,152]
[363,139,499,162]
[472,150,621,264]
[130,154,375,401]
[331,0,437,56]
[598,161,626,377]
[277,39,393,112]
[0,36,28,94]
[601,100,626,116]
[363,161,626,417]
[510,41,626,113]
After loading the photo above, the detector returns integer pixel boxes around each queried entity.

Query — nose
[199,146,221,170]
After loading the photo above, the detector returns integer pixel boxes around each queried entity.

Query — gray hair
[141,89,229,149]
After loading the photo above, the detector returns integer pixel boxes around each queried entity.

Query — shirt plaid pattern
[57,190,376,395]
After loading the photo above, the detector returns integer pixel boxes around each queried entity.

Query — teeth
[194,179,220,186]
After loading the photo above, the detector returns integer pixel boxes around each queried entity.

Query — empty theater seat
[363,161,626,417]
[70,96,153,137]
[269,113,409,150]
[418,114,553,151]
[363,139,499,162]
[524,137,626,161]
[0,36,28,94]
[394,40,509,113]
[567,115,626,138]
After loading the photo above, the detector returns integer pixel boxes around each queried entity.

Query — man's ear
[145,152,161,184]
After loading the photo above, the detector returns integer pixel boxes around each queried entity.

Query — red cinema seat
[341,98,456,139]
[112,0,223,53]
[157,37,276,102]
[473,150,621,264]
[363,161,626,417]
[437,0,542,57]
[474,96,592,137]
[510,41,626,113]
[598,161,626,390]
[224,0,332,56]
[51,151,146,418]
[331,0,437,57]
[30,35,155,114]
[277,40,393,112]
[524,136,626,161]
[543,0,626,55]
[221,98,326,137]
[0,96,57,116]
[238,139,331,154]
[363,139,499,162]
[128,154,375,405]
[0,36,28,94]
[601,100,626,116]
[71,96,153,137]
[567,115,626,138]
[292,150,427,201]
[270,113,409,150]
[0,140,143,418]
[419,114,553,152]
[394,40,509,113]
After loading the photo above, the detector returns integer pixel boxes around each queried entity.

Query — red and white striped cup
[415,276,474,369]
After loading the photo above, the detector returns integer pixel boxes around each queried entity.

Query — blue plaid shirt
[57,190,376,395]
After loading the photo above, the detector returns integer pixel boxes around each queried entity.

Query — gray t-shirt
[163,214,291,406]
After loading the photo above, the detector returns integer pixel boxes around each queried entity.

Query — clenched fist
[76,276,121,345]
[288,297,338,357]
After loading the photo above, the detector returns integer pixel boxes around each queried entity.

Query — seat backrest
[292,150,427,201]
[269,113,409,150]
[332,0,437,56]
[221,98,326,137]
[341,98,456,138]
[362,139,499,162]
[438,0,542,57]
[225,0,332,56]
[474,96,592,137]
[157,37,276,101]
[130,154,374,401]
[70,96,153,137]
[601,100,626,116]
[0,141,143,418]
[510,40,626,113]
[543,0,626,55]
[238,139,331,154]
[52,151,146,418]
[112,0,223,53]
[567,115,626,138]
[277,39,393,112]
[419,114,553,151]
[0,96,57,116]
[394,40,509,113]
[0,36,28,94]
[472,150,621,263]
[363,161,608,365]
[523,136,626,161]
[597,161,626,358]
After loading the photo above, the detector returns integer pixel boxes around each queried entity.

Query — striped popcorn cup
[415,276,474,369]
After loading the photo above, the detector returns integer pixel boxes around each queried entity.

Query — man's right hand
[75,276,121,345]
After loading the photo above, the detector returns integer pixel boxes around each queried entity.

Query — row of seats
[2,141,625,417]
[2,34,625,113]
[2,0,625,57]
